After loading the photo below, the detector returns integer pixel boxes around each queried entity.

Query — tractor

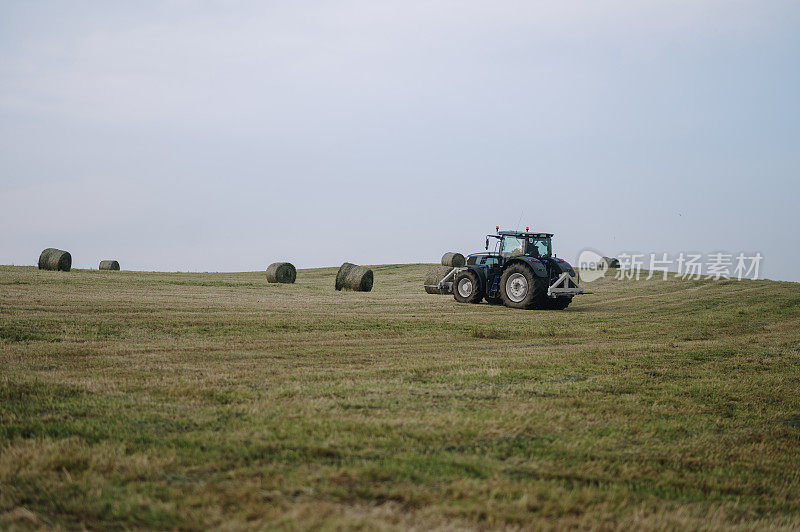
[434,227,583,310]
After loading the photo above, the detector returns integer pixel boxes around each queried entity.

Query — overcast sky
[1,1,798,281]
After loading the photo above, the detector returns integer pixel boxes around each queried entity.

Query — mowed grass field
[1,264,799,530]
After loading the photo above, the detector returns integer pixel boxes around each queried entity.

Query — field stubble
[1,264,799,530]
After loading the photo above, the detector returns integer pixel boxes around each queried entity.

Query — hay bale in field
[38,248,71,271]
[602,256,620,268]
[335,262,373,292]
[99,260,120,271]
[441,252,465,267]
[424,265,454,295]
[266,262,296,283]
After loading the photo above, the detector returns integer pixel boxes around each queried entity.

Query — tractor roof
[496,230,553,238]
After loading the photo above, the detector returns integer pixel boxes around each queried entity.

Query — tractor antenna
[516,210,524,231]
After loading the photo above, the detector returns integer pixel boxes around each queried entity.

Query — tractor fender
[549,258,577,277]
[465,265,489,291]
[505,257,548,278]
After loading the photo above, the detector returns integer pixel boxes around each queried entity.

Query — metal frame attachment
[547,272,584,298]
[423,267,459,294]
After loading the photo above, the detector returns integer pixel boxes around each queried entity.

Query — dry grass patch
[1,264,799,529]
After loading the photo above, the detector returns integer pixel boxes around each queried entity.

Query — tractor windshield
[500,237,525,257]
[499,234,552,258]
[527,237,551,258]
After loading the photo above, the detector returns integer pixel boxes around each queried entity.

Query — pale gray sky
[1,1,798,281]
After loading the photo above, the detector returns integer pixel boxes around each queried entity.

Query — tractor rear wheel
[499,264,547,309]
[453,270,484,304]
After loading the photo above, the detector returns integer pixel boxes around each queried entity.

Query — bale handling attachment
[424,267,459,294]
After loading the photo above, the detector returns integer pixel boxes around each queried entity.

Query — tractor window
[527,237,551,258]
[480,256,499,267]
[500,237,525,257]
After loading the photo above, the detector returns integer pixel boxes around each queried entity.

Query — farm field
[1,264,799,530]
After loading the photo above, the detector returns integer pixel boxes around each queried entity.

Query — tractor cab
[467,231,551,266]
[488,230,553,260]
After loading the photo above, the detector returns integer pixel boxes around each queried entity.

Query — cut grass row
[1,264,799,529]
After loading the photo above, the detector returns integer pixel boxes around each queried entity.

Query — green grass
[1,264,799,529]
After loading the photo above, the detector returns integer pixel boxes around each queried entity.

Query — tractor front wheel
[453,270,484,304]
[499,264,547,309]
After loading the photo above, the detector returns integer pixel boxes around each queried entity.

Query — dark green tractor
[440,228,583,310]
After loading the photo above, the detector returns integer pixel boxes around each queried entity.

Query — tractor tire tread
[499,263,548,309]
[453,270,484,304]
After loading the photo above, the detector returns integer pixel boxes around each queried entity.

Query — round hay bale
[424,265,454,294]
[99,260,120,271]
[38,248,71,271]
[441,252,465,268]
[266,262,296,283]
[602,257,620,268]
[335,262,373,292]
[335,262,355,290]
